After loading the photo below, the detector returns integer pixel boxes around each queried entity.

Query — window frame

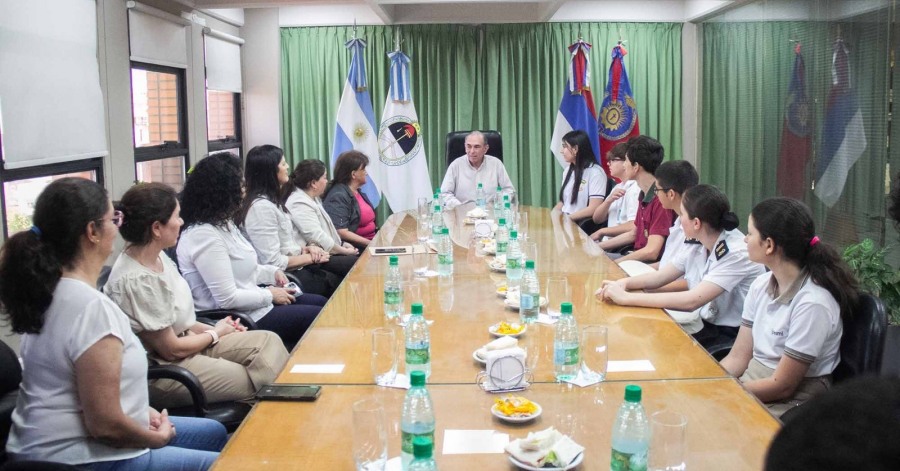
[129,61,190,170]
[0,157,105,238]
[206,90,243,154]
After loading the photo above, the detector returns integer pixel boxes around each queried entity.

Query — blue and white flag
[375,50,433,212]
[332,38,381,207]
[815,39,866,207]
[550,40,601,168]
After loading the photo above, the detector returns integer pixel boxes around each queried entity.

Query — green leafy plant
[843,239,900,325]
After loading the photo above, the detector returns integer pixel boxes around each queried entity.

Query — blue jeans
[86,417,227,471]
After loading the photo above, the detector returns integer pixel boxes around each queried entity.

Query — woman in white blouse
[236,145,347,297]
[286,159,360,260]
[554,130,608,223]
[0,178,226,469]
[720,198,859,417]
[176,153,326,350]
[105,183,289,409]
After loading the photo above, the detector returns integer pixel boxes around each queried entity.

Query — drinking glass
[649,411,687,471]
[352,398,387,471]
[546,277,570,317]
[413,246,429,276]
[371,328,398,386]
[521,327,542,373]
[520,241,537,265]
[417,197,431,220]
[517,211,529,240]
[401,280,423,315]
[417,218,430,243]
[580,325,608,382]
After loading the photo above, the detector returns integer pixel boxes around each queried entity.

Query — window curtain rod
[126,1,191,26]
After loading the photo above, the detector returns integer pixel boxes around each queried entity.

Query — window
[131,62,188,191]
[0,158,103,237]
[207,90,242,153]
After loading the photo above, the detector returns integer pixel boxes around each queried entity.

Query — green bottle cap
[504,194,510,201]
[525,260,535,269]
[560,302,573,315]
[412,436,433,459]
[441,227,449,235]
[477,183,483,188]
[496,185,502,190]
[510,230,518,239]
[410,370,426,387]
[499,218,506,225]
[624,384,642,403]
[389,256,399,266]
[505,202,511,208]
[411,303,423,315]
[434,205,441,211]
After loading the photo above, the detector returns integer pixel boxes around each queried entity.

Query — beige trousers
[149,330,289,408]
[740,358,831,418]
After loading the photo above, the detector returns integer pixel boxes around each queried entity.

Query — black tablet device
[255,384,322,401]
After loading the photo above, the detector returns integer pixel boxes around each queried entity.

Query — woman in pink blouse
[323,151,378,250]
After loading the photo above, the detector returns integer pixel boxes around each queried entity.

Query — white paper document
[289,363,345,374]
[607,360,655,373]
[442,430,509,455]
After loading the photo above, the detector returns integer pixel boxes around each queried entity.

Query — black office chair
[445,130,503,167]
[832,293,888,383]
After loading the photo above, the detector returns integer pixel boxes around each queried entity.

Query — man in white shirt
[440,131,514,209]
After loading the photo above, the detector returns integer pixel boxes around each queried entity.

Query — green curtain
[701,18,891,243]
[281,23,682,219]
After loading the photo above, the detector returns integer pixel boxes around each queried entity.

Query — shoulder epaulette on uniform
[714,240,729,260]
[684,238,702,245]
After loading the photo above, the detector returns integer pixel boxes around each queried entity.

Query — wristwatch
[206,330,220,346]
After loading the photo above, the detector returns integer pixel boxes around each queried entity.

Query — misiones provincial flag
[375,49,433,212]
[550,39,601,168]
[332,38,381,207]
[777,44,812,200]
[598,43,640,175]
[814,39,866,207]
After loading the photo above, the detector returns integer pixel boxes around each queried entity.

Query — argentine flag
[815,39,866,208]
[332,38,381,207]
[550,40,601,168]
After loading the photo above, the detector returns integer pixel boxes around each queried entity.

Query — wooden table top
[213,205,777,470]
[212,380,779,470]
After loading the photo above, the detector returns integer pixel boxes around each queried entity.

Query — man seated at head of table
[439,130,514,210]
[598,135,677,263]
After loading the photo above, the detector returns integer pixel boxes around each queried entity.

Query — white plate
[504,296,548,310]
[473,349,487,365]
[508,451,584,471]
[489,322,527,338]
[488,261,506,273]
[491,401,542,423]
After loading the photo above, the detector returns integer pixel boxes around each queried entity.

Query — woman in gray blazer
[323,150,378,251]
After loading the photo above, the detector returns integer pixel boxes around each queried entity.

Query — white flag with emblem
[375,50,433,212]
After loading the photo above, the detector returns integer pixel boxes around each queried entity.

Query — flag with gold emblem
[598,44,640,175]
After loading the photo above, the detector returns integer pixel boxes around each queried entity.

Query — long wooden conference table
[213,205,779,470]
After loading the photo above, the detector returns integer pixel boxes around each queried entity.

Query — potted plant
[842,239,900,375]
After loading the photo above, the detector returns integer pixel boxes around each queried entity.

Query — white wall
[242,8,282,150]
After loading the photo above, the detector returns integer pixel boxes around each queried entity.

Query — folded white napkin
[505,427,584,468]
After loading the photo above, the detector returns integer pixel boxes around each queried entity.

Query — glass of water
[352,398,387,470]
[371,328,397,386]
[546,277,570,317]
[580,325,608,382]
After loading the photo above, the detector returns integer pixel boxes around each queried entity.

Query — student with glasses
[589,142,641,242]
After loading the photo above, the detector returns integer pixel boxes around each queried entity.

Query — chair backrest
[1,340,22,464]
[445,130,503,167]
[833,293,888,383]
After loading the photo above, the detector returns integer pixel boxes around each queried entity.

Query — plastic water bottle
[405,303,431,378]
[553,302,579,381]
[519,260,540,324]
[503,202,513,230]
[384,255,402,319]
[493,185,503,213]
[496,218,509,256]
[610,385,650,471]
[437,227,454,276]
[506,230,523,285]
[408,436,438,471]
[401,370,435,470]
[431,205,443,237]
[475,183,486,211]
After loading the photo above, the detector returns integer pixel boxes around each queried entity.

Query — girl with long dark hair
[720,197,859,417]
[554,130,608,222]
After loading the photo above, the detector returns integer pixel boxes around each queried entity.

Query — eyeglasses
[99,210,124,228]
[609,158,626,163]
[653,187,672,194]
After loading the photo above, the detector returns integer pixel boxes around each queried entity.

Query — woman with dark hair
[596,184,765,349]
[554,130,608,222]
[323,150,378,250]
[236,145,342,297]
[286,159,359,261]
[105,182,288,409]
[720,197,859,417]
[0,178,226,469]
[177,152,326,350]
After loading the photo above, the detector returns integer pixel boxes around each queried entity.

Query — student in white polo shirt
[554,130,608,224]
[589,143,641,242]
[720,197,859,418]
[595,185,764,349]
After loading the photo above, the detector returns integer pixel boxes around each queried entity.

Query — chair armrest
[195,309,258,330]
[147,364,208,417]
